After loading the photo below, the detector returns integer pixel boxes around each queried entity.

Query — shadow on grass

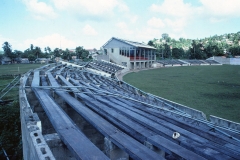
[201,92,240,100]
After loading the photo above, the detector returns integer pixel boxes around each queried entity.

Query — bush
[0,101,22,160]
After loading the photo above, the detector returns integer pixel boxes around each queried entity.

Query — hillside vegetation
[123,65,240,123]
[148,32,240,60]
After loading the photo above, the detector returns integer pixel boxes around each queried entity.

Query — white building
[102,37,156,70]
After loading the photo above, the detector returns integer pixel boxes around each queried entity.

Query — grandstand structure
[20,60,240,160]
[155,59,221,67]
[102,37,156,70]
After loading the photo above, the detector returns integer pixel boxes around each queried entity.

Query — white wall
[212,56,240,65]
[108,48,130,68]
[230,58,240,65]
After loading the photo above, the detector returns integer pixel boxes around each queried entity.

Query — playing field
[123,65,240,123]
[0,63,45,99]
[0,63,46,75]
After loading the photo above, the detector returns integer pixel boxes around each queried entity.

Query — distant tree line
[148,31,240,60]
[1,42,92,63]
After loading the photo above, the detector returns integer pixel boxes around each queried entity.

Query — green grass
[0,63,45,75]
[123,65,240,123]
[0,64,45,100]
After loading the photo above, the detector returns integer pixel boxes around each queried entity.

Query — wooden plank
[47,72,60,87]
[96,95,234,159]
[55,90,164,160]
[56,72,238,159]
[75,72,240,152]
[31,72,109,160]
[31,71,40,87]
[68,75,240,159]
[102,96,240,158]
[148,135,206,160]
[77,93,205,160]
[33,88,109,160]
[129,100,240,151]
[75,93,233,160]
[49,73,164,159]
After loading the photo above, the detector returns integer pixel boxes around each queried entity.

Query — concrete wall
[19,75,55,160]
[211,56,240,65]
[210,115,240,131]
[230,58,240,65]
[97,55,110,61]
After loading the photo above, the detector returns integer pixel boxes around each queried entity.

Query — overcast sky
[0,0,240,51]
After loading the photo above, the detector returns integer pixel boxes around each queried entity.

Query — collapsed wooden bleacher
[20,60,240,160]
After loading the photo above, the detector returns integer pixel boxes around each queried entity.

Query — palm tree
[30,44,34,51]
[2,41,14,63]
[35,47,41,59]
[47,46,51,53]
[2,41,12,57]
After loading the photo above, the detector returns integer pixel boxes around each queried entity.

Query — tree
[13,50,22,58]
[28,54,35,62]
[81,50,89,60]
[22,49,31,58]
[2,42,18,63]
[44,47,47,53]
[30,44,34,51]
[53,48,60,57]
[35,47,41,59]
[61,48,71,61]
[0,54,3,64]
[189,40,207,59]
[172,48,184,59]
[75,46,83,59]
[47,46,51,53]
[148,40,154,46]
[2,41,12,57]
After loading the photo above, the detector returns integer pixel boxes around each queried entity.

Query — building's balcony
[129,56,155,61]
[130,57,148,61]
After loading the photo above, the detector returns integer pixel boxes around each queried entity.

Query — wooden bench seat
[48,74,164,160]
[32,71,109,160]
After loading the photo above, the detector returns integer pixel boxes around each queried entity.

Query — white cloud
[117,1,129,12]
[150,0,194,18]
[116,22,127,29]
[148,0,200,34]
[164,18,187,32]
[130,15,138,23]
[22,34,76,50]
[22,0,57,20]
[116,22,133,35]
[82,25,98,36]
[51,0,125,19]
[200,0,240,18]
[147,17,165,28]
[135,27,161,41]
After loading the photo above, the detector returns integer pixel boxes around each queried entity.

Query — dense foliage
[0,101,22,160]
[0,76,22,159]
[1,43,92,63]
[148,32,240,59]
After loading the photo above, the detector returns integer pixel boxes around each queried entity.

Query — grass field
[0,64,45,100]
[123,65,240,123]
[0,63,45,75]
